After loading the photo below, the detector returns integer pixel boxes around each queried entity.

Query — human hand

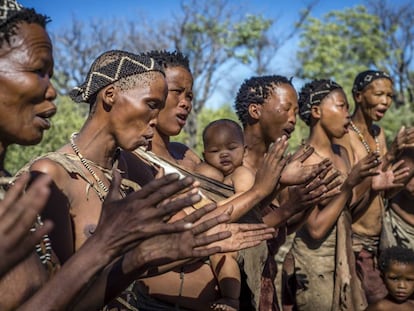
[122,203,234,270]
[344,152,381,188]
[389,126,414,158]
[281,166,342,214]
[372,159,410,191]
[92,171,205,258]
[0,173,53,278]
[253,136,288,197]
[201,222,276,252]
[280,144,332,186]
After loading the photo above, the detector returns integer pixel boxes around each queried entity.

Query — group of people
[1,1,414,310]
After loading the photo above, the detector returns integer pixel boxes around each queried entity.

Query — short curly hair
[145,50,190,72]
[234,75,293,128]
[0,8,50,48]
[379,246,414,273]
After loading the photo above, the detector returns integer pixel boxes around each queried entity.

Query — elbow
[307,226,331,241]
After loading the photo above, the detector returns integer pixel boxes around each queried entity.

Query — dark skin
[0,173,52,279]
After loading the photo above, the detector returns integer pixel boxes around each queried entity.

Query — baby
[195,119,253,311]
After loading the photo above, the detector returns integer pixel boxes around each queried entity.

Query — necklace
[70,132,109,200]
[349,121,380,154]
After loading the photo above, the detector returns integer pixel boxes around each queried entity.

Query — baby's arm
[194,162,224,182]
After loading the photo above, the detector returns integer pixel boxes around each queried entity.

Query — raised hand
[253,135,289,197]
[0,173,53,278]
[390,126,414,154]
[281,166,342,215]
[92,171,206,258]
[344,152,381,188]
[280,144,332,186]
[372,159,410,191]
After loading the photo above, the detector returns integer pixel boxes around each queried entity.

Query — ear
[248,103,262,120]
[311,105,321,121]
[101,85,116,108]
[353,91,362,104]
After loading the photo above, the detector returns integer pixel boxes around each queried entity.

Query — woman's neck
[243,128,270,172]
[308,125,335,158]
[352,106,373,135]
[71,122,118,169]
[151,128,176,162]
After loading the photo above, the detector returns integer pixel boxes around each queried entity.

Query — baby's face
[383,260,414,303]
[203,126,244,176]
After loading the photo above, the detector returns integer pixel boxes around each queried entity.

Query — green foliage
[297,5,390,99]
[5,96,87,174]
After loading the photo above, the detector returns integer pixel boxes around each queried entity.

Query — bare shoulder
[169,142,201,169]
[232,166,255,193]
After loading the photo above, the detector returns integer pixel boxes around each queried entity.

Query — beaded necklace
[70,132,109,201]
[349,121,380,154]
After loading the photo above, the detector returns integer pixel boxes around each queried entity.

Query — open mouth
[176,113,188,126]
[35,109,56,129]
[283,128,294,138]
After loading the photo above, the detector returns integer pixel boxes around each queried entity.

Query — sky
[19,0,408,108]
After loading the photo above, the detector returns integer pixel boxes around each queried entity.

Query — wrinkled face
[383,261,414,303]
[259,83,298,144]
[156,66,193,137]
[110,72,167,151]
[355,78,393,122]
[0,22,57,146]
[318,89,351,138]
[203,124,244,176]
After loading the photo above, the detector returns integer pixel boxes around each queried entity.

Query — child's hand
[344,152,381,188]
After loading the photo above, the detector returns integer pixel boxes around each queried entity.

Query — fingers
[105,169,122,203]
[156,191,202,223]
[191,246,222,258]
[0,173,30,213]
[296,145,314,163]
[180,203,218,224]
[128,175,193,205]
[191,212,231,236]
[1,173,51,234]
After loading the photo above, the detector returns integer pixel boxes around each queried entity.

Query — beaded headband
[70,50,165,104]
[0,0,23,27]
[299,79,342,126]
[352,70,392,94]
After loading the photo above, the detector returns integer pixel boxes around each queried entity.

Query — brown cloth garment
[283,211,367,311]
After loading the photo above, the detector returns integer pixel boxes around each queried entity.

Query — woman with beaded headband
[282,79,408,311]
[333,70,414,304]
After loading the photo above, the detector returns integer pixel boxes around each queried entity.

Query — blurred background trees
[5,0,414,173]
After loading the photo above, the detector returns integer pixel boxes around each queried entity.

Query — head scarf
[299,79,342,126]
[70,50,165,104]
[0,0,23,27]
[352,70,392,94]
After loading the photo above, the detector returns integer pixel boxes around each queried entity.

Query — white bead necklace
[349,121,380,154]
[70,132,109,201]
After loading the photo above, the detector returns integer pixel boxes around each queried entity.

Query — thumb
[105,169,122,204]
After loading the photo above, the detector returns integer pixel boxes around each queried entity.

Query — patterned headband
[0,0,23,27]
[70,50,165,104]
[352,70,392,94]
[299,79,342,126]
